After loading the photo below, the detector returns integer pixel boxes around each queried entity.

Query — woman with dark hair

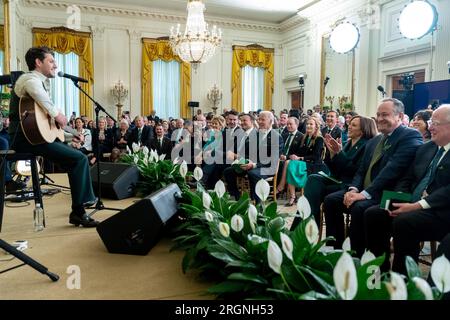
[291,115,378,229]
[411,110,431,142]
[342,111,358,145]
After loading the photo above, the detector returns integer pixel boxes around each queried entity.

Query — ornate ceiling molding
[23,0,281,33]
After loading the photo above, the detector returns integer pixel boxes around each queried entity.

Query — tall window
[242,65,264,113]
[50,52,80,117]
[0,50,4,75]
[152,59,180,119]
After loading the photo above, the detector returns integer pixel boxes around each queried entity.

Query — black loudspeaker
[90,162,139,200]
[187,101,199,108]
[96,184,182,255]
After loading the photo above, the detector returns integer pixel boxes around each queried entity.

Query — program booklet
[380,190,412,211]
[232,158,250,174]
[318,171,342,184]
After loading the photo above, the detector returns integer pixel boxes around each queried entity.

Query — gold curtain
[231,45,274,112]
[141,38,191,118]
[33,27,94,117]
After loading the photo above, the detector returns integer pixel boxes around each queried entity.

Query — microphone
[57,71,88,83]
[377,85,386,96]
[324,76,330,86]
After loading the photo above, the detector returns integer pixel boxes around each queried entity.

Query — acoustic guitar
[19,95,79,145]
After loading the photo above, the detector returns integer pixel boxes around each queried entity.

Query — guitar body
[19,96,65,145]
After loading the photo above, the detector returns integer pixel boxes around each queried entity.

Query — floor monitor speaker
[96,183,181,255]
[90,162,139,200]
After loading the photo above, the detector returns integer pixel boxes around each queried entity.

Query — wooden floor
[0,174,212,299]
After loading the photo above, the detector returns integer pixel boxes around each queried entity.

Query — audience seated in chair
[291,115,377,230]
[323,98,423,258]
[364,104,450,274]
[224,111,283,204]
[277,116,327,206]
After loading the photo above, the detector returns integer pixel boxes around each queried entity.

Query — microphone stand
[71,80,120,216]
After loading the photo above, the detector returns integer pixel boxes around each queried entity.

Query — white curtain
[0,50,3,75]
[242,65,264,113]
[50,52,80,117]
[152,59,180,119]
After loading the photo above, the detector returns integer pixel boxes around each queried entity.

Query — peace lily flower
[386,272,407,300]
[126,145,131,155]
[214,180,226,198]
[430,255,450,293]
[280,233,293,261]
[142,146,149,156]
[248,204,258,233]
[333,252,358,300]
[219,222,230,238]
[159,154,166,161]
[305,219,319,245]
[132,142,140,153]
[296,196,311,220]
[412,277,433,300]
[230,214,244,232]
[150,149,159,162]
[255,179,270,202]
[133,155,139,164]
[179,161,188,178]
[342,237,351,252]
[202,192,212,210]
[172,157,179,164]
[204,211,214,222]
[267,240,283,274]
[360,250,376,265]
[193,167,203,181]
[143,155,149,166]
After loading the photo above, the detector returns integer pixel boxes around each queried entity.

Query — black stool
[0,150,44,232]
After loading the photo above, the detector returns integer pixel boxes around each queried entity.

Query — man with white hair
[364,104,450,274]
[225,111,283,203]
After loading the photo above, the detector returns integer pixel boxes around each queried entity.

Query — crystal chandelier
[169,0,222,70]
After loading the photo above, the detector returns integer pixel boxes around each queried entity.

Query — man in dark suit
[225,111,283,203]
[148,123,172,156]
[323,98,423,257]
[321,110,342,164]
[223,113,256,199]
[128,116,153,148]
[278,111,289,141]
[203,111,242,189]
[364,104,450,274]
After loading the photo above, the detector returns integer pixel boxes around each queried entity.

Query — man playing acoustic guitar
[8,46,99,228]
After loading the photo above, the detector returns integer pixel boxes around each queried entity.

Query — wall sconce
[111,80,129,120]
[207,83,223,114]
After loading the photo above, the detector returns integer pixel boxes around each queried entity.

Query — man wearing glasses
[365,104,450,274]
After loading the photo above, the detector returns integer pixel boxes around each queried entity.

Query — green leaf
[405,256,422,280]
[407,281,426,300]
[299,291,333,300]
[267,217,285,238]
[281,264,312,293]
[209,251,237,264]
[213,238,248,260]
[300,265,337,297]
[225,260,259,270]
[228,272,268,285]
[264,202,278,219]
[354,255,390,300]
